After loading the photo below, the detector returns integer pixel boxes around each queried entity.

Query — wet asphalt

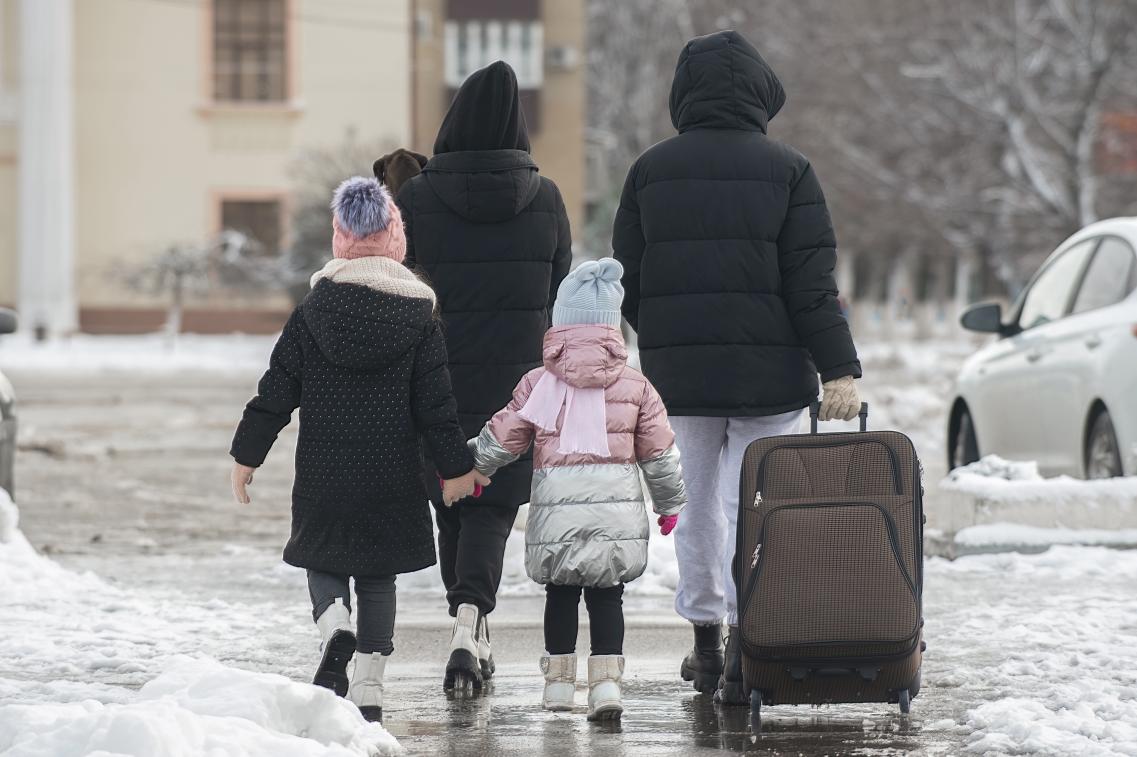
[377,610,959,756]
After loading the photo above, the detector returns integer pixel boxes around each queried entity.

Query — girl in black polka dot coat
[229,177,487,719]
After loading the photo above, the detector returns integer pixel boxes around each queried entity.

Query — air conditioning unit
[546,45,579,72]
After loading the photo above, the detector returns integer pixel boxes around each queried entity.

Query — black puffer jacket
[613,30,860,417]
[397,62,572,508]
[230,278,473,575]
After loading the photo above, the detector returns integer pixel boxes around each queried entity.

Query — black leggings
[307,570,396,656]
[543,583,625,656]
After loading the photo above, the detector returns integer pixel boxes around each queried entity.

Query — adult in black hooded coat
[396,61,572,686]
[612,31,863,700]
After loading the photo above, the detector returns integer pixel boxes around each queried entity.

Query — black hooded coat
[613,31,861,417]
[230,280,474,575]
[397,61,572,508]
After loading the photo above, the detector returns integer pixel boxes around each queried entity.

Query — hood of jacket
[422,149,541,223]
[302,260,434,371]
[541,324,628,390]
[434,60,530,154]
[668,30,786,134]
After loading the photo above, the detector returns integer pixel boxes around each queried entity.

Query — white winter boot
[349,652,387,723]
[540,654,577,711]
[587,655,624,721]
[313,598,356,697]
[477,614,495,681]
[444,603,483,694]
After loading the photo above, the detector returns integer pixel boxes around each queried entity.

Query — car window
[1017,240,1097,330]
[1072,237,1136,314]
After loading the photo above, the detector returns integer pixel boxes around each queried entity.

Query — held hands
[231,463,256,504]
[818,375,860,422]
[658,514,679,536]
[441,469,492,506]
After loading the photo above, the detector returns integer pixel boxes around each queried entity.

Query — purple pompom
[331,177,392,237]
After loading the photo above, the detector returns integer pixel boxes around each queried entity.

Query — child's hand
[231,463,256,504]
[442,469,492,506]
[658,514,679,536]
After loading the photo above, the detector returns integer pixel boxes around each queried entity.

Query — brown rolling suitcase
[734,402,924,729]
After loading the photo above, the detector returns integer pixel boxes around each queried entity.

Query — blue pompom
[331,177,392,237]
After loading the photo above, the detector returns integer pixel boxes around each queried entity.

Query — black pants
[432,502,518,616]
[307,570,396,655]
[544,583,625,655]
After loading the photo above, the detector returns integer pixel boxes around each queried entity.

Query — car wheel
[950,406,980,470]
[1085,411,1123,479]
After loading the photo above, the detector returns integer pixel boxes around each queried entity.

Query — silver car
[0,308,17,495]
[949,218,1137,478]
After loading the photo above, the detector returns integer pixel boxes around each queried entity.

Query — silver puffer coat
[471,324,686,587]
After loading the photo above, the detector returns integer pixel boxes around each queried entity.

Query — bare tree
[824,0,1137,290]
[286,135,394,302]
[124,232,269,340]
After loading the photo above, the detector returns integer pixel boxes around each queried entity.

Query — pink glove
[658,514,679,536]
[439,477,483,498]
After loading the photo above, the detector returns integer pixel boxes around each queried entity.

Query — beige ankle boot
[587,655,624,721]
[540,654,576,711]
[349,652,386,723]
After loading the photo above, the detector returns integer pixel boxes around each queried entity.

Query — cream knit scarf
[310,257,437,306]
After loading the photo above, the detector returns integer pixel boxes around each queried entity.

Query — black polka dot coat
[230,278,474,576]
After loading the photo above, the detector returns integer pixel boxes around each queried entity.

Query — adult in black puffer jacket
[396,61,571,686]
[612,30,862,700]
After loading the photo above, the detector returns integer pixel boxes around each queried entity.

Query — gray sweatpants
[670,411,804,626]
[307,570,396,656]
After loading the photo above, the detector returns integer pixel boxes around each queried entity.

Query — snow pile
[955,522,1137,549]
[928,547,1137,756]
[0,332,275,375]
[0,658,399,757]
[943,455,1137,504]
[0,489,400,757]
[948,455,1043,482]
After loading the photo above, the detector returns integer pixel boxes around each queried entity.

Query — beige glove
[442,469,492,506]
[819,376,860,422]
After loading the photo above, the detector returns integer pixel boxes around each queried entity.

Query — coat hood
[669,30,786,134]
[434,61,530,154]
[423,149,541,223]
[541,324,628,389]
[301,276,433,371]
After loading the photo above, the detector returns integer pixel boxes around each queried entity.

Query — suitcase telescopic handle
[809,401,869,433]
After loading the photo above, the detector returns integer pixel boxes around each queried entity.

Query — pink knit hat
[330,177,407,263]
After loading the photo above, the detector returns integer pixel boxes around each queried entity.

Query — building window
[444,20,543,89]
[220,199,283,256]
[212,0,288,103]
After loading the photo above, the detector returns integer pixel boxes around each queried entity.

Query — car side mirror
[0,308,17,335]
[960,302,1005,334]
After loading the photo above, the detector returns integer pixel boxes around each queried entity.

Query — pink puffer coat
[471,324,687,587]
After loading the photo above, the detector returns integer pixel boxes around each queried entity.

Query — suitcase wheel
[749,689,762,733]
[897,687,911,715]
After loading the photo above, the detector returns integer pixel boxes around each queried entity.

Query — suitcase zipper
[754,439,903,496]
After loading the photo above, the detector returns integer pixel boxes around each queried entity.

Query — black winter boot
[715,625,748,705]
[680,623,723,694]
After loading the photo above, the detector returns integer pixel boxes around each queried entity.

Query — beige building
[410,0,585,234]
[1,0,412,334]
[1,0,584,335]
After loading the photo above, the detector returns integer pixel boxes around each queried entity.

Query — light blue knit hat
[552,258,625,328]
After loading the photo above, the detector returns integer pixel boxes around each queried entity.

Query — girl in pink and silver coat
[470,258,687,721]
